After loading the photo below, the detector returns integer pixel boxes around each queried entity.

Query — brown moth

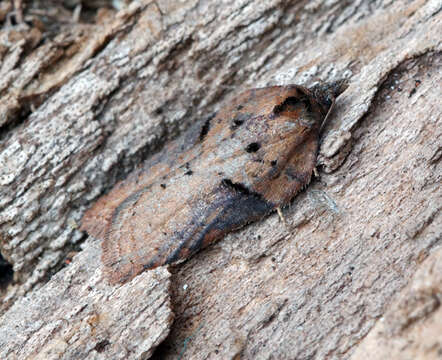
[81,81,348,284]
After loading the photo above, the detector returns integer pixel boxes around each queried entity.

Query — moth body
[82,81,347,284]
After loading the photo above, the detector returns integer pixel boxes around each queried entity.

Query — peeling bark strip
[81,82,347,284]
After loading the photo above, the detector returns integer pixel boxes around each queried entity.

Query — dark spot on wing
[230,113,252,130]
[245,142,261,153]
[94,340,110,353]
[273,96,300,114]
[273,95,313,115]
[232,119,244,128]
[199,112,217,141]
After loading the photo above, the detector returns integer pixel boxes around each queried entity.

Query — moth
[81,81,348,284]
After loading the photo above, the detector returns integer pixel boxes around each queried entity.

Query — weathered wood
[351,246,442,360]
[0,0,440,359]
[0,240,173,359]
[153,50,442,360]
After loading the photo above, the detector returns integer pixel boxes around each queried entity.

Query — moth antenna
[319,97,336,133]
[317,79,349,133]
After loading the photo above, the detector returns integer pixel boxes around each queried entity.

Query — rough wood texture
[0,0,441,359]
[153,51,442,359]
[0,240,173,359]
[351,246,442,360]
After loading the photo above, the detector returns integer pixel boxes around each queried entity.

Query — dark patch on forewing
[221,178,251,195]
[273,96,301,114]
[164,180,274,264]
[272,94,316,121]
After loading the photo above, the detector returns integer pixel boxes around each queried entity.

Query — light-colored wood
[0,0,440,358]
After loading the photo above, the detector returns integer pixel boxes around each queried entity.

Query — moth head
[310,79,349,114]
[309,79,349,131]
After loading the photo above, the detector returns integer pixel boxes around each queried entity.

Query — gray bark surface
[0,0,441,359]
[0,240,172,359]
[351,246,442,360]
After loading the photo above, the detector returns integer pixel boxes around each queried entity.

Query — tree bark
[0,0,440,359]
